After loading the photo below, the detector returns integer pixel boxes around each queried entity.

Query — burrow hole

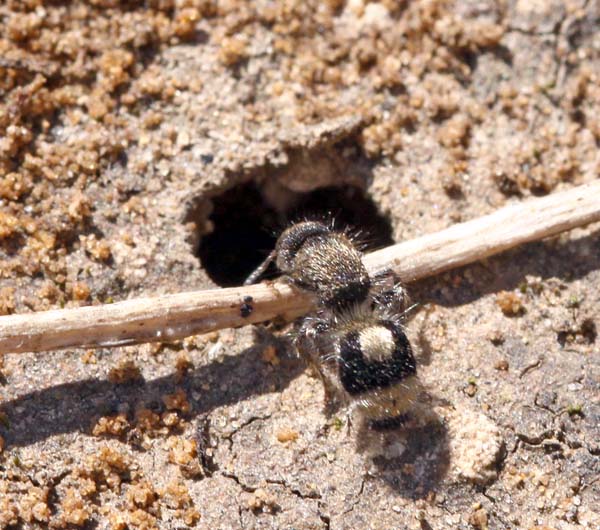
[191,182,394,287]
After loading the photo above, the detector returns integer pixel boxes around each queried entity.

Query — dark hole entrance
[196,183,279,288]
[196,182,394,287]
[290,186,394,250]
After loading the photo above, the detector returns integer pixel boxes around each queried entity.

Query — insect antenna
[244,249,277,285]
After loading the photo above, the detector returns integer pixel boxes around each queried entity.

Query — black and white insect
[246,220,420,430]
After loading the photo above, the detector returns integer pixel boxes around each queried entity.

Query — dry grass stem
[1,181,599,355]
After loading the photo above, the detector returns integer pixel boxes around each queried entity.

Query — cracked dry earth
[1,0,599,529]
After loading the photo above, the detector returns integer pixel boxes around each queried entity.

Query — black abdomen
[338,323,416,396]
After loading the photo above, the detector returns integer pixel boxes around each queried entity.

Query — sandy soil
[1,1,599,529]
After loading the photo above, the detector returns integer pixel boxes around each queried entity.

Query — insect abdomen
[338,323,416,395]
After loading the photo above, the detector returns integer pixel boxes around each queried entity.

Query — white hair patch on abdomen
[359,325,395,362]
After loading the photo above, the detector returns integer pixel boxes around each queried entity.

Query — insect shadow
[356,406,451,499]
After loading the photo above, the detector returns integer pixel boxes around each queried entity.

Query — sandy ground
[0,1,599,529]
